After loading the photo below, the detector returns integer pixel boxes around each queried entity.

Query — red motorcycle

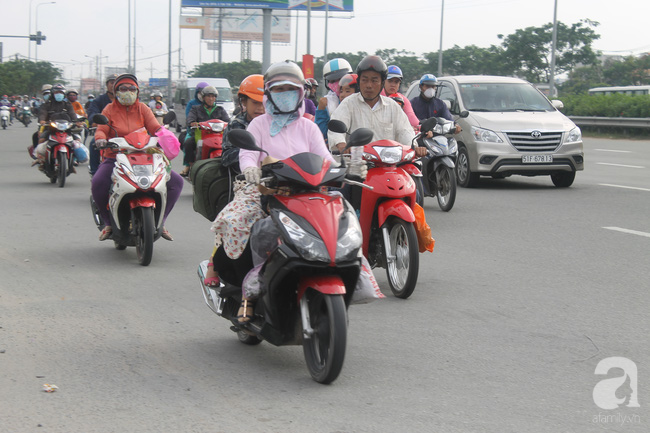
[42,114,83,187]
[330,120,422,299]
[197,129,367,384]
[192,119,227,160]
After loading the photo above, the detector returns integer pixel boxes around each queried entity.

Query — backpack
[190,157,234,221]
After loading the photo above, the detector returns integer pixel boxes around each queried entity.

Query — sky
[2,0,649,89]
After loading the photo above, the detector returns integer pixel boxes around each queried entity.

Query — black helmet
[356,55,388,81]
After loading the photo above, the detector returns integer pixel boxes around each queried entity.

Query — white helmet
[323,58,352,82]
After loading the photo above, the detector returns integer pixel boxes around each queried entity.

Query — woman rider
[92,73,183,241]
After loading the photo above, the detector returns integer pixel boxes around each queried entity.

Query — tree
[423,45,508,77]
[0,59,62,96]
[188,60,262,88]
[498,20,600,83]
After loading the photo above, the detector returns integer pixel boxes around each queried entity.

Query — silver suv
[406,75,584,187]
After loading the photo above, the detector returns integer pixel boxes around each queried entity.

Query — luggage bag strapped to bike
[190,157,234,221]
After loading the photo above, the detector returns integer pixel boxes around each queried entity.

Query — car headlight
[373,145,403,164]
[336,209,362,262]
[278,211,330,262]
[471,126,503,143]
[565,126,582,143]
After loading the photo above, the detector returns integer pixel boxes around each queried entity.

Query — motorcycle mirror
[420,117,438,132]
[459,110,470,118]
[92,114,109,125]
[228,129,268,155]
[327,119,348,134]
[344,128,374,150]
[162,111,176,124]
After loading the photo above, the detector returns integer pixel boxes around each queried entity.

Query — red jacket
[96,100,161,158]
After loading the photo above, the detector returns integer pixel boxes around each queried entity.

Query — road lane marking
[599,184,650,192]
[603,227,650,238]
[595,149,632,153]
[596,162,645,168]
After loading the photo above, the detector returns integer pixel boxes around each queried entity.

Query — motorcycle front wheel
[134,207,155,266]
[436,165,457,212]
[385,218,419,299]
[302,290,347,384]
[57,152,67,188]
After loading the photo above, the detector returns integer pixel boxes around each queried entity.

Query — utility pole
[549,0,558,97]
[438,0,444,76]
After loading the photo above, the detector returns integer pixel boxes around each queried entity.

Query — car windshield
[459,83,554,112]
[216,87,233,102]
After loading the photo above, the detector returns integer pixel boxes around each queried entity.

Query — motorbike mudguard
[297,275,346,301]
[52,144,68,159]
[377,199,416,227]
[433,156,455,171]
[129,197,156,209]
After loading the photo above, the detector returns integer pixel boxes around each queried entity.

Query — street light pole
[438,0,444,76]
[35,1,55,62]
[28,0,37,61]
[549,0,558,97]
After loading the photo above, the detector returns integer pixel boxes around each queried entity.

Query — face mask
[54,93,64,102]
[43,94,50,101]
[328,81,340,95]
[423,88,436,99]
[270,90,300,113]
[116,90,138,106]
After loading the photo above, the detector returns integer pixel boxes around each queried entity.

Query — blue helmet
[420,74,438,85]
[387,65,403,80]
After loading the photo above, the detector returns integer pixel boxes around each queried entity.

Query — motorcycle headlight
[373,145,403,164]
[565,126,582,143]
[55,121,70,131]
[471,126,503,143]
[335,208,362,262]
[210,123,225,132]
[278,211,330,263]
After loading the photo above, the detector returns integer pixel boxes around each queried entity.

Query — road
[0,123,647,433]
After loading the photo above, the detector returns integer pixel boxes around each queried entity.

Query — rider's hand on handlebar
[424,130,434,139]
[243,166,262,185]
[346,160,367,181]
[415,147,428,157]
[95,139,108,149]
[190,122,198,128]
[454,124,462,134]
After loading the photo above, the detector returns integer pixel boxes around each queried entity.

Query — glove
[346,160,367,181]
[243,166,262,185]
[95,139,108,149]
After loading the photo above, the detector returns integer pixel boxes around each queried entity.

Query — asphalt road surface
[1,122,647,433]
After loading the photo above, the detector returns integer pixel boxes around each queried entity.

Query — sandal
[179,166,190,177]
[237,298,255,324]
[203,262,220,287]
[99,226,112,241]
[161,227,173,241]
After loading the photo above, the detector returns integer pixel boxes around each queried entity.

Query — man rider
[84,94,95,112]
[87,74,118,176]
[409,74,454,122]
[180,86,230,176]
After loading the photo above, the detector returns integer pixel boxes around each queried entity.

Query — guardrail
[569,116,650,129]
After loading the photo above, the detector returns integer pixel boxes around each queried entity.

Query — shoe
[161,227,173,241]
[99,226,112,241]
[237,298,255,324]
[203,263,220,287]
[179,166,190,177]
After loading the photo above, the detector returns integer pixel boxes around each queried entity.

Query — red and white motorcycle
[90,113,175,266]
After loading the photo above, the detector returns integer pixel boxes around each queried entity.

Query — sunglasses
[117,85,137,92]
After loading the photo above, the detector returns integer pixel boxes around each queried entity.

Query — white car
[406,75,584,187]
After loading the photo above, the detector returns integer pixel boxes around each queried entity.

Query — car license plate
[522,155,553,163]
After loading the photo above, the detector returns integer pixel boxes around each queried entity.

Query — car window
[437,83,458,114]
[458,83,554,112]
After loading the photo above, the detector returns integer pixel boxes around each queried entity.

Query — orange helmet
[238,74,264,102]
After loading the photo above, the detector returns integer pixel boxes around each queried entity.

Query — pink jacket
[240,98,334,171]
[381,89,419,128]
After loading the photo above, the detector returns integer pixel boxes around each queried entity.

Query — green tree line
[0,59,62,96]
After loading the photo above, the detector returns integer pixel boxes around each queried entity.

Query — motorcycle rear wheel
[135,207,155,266]
[436,165,457,212]
[57,152,67,188]
[385,218,419,299]
[302,290,347,384]
[237,330,263,345]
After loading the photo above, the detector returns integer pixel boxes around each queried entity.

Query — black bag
[190,158,233,221]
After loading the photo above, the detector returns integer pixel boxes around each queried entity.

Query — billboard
[181,0,353,12]
[180,15,206,29]
[202,8,291,43]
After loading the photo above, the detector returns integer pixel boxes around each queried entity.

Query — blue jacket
[87,93,112,122]
[409,95,453,122]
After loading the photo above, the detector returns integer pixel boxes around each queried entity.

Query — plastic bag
[242,263,265,299]
[155,127,180,160]
[73,142,89,163]
[351,255,384,304]
[250,216,281,266]
[413,203,435,253]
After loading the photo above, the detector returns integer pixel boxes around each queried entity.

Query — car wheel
[551,171,575,188]
[456,147,480,188]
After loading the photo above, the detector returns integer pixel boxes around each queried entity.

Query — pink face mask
[328,81,340,95]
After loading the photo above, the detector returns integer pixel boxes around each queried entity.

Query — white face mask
[423,88,436,99]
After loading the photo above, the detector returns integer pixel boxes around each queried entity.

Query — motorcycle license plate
[522,155,553,163]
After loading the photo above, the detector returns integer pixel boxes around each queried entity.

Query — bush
[559,93,650,117]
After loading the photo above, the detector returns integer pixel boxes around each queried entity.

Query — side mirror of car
[551,100,564,110]
[459,110,470,118]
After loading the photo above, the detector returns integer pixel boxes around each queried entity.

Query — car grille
[504,131,563,152]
